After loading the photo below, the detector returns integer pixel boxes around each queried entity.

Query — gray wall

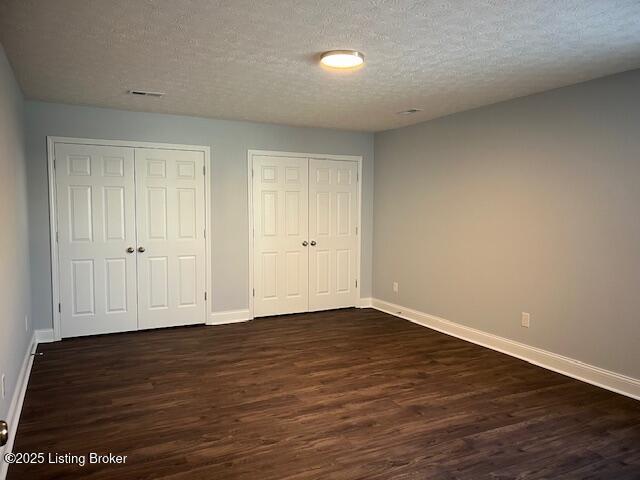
[0,46,32,421]
[25,102,374,330]
[374,69,640,379]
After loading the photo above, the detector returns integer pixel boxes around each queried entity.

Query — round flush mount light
[320,50,365,69]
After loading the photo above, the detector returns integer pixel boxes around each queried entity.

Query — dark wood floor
[8,308,640,479]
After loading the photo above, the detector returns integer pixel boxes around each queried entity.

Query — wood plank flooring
[7,308,640,479]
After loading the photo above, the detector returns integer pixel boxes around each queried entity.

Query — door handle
[310,240,317,246]
[126,247,135,254]
[302,241,308,247]
[0,420,8,447]
[138,246,146,253]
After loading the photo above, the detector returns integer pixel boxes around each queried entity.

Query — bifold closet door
[55,143,138,338]
[253,155,309,317]
[308,159,359,311]
[135,148,206,329]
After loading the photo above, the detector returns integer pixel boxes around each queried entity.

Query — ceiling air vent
[397,108,422,115]
[128,90,165,97]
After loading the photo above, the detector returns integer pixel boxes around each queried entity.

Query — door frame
[47,136,212,341]
[247,149,363,319]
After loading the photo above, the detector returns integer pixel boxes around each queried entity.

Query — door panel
[105,258,127,312]
[56,143,138,337]
[253,155,308,317]
[178,255,197,306]
[308,159,358,311]
[135,148,206,329]
[103,186,126,240]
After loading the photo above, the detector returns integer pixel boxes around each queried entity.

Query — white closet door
[55,143,138,337]
[308,159,359,311]
[135,148,206,329]
[253,155,309,317]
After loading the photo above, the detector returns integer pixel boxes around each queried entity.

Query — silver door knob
[302,241,308,247]
[126,247,135,254]
[138,246,146,253]
[0,420,8,447]
[310,240,317,246]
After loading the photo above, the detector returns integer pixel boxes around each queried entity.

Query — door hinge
[355,279,358,288]
[204,229,206,238]
[203,165,206,175]
[58,303,61,313]
[252,288,255,297]
[55,231,59,243]
[356,171,359,182]
[204,292,207,301]
[252,168,254,178]
[53,158,56,170]
[355,226,358,235]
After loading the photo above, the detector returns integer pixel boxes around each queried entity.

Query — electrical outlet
[521,312,530,328]
[1,374,5,399]
[393,282,399,293]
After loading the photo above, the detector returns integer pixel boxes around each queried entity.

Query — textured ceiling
[1,0,639,132]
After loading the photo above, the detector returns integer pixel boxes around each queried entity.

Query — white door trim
[247,149,363,319]
[47,136,212,341]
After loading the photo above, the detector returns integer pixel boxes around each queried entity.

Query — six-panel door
[56,143,139,337]
[308,159,359,311]
[135,148,206,330]
[253,155,309,316]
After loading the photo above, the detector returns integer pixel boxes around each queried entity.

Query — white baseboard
[371,298,640,401]
[35,328,55,344]
[207,309,252,325]
[0,332,37,480]
[357,297,373,308]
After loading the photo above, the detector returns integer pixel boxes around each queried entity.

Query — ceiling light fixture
[320,50,365,69]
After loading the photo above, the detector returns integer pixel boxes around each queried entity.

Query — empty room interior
[1,1,640,479]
